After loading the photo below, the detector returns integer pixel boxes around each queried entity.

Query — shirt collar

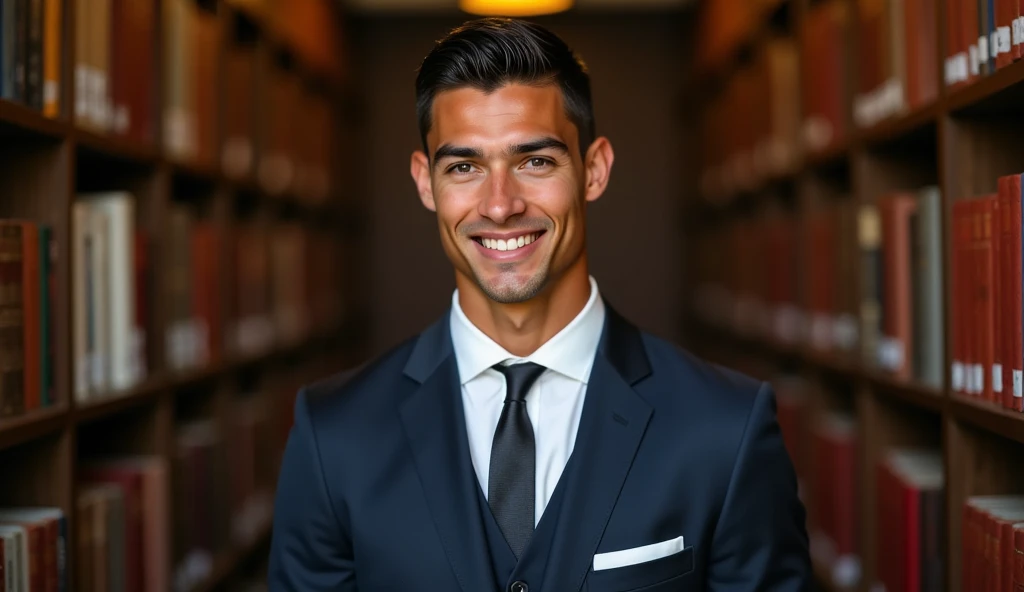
[449,275,606,385]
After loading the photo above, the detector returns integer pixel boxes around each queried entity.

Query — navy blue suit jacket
[268,303,812,591]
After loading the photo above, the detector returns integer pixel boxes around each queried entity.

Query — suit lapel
[398,311,496,592]
[537,304,654,591]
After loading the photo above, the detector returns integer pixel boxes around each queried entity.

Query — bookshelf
[0,0,367,590]
[684,0,1024,590]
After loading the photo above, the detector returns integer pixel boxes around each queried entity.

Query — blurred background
[0,0,1022,589]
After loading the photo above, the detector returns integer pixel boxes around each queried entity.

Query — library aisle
[682,0,1024,591]
[0,0,368,590]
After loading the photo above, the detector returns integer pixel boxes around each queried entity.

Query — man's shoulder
[301,334,421,415]
[636,329,768,415]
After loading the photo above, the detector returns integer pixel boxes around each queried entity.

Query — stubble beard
[474,258,550,304]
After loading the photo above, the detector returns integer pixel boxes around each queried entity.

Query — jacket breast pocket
[587,546,694,592]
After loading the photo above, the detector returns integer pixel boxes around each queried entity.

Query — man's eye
[527,158,550,168]
[452,163,473,174]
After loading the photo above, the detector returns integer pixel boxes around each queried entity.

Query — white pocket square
[592,536,686,571]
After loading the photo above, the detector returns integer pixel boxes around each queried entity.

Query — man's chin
[473,270,547,305]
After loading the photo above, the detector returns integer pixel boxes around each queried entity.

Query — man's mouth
[472,231,545,252]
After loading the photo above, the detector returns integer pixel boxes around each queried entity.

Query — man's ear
[410,150,436,211]
[583,137,615,203]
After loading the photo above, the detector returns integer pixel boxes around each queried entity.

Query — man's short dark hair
[415,18,595,159]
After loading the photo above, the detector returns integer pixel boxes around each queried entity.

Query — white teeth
[480,232,539,252]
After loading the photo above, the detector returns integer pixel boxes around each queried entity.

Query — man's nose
[479,168,526,224]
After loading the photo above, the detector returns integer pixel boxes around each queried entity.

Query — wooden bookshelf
[0,0,366,590]
[684,0,1024,590]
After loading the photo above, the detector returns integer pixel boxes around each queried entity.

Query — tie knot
[492,362,546,402]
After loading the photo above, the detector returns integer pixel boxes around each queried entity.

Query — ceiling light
[459,0,574,17]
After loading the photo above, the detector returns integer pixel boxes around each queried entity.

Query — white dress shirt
[449,275,606,526]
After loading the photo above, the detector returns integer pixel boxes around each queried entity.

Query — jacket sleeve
[268,389,356,591]
[707,381,813,591]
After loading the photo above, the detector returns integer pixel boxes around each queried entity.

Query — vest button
[510,582,528,592]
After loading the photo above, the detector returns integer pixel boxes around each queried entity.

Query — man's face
[410,83,613,304]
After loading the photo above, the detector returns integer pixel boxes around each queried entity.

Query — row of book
[70,0,336,205]
[0,390,280,592]
[698,0,946,201]
[691,186,944,388]
[71,191,346,407]
[853,0,939,128]
[950,174,1024,412]
[775,379,948,592]
[945,0,1024,87]
[0,221,57,420]
[801,0,849,155]
[0,0,62,117]
[699,34,800,201]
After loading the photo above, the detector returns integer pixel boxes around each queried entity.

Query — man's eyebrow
[506,138,569,156]
[433,144,482,164]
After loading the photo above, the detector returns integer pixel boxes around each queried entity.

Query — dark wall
[349,10,692,356]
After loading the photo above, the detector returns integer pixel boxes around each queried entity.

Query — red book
[1013,175,1024,412]
[79,465,145,592]
[993,188,1005,404]
[1014,524,1024,590]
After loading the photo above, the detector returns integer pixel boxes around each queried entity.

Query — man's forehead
[428,83,573,145]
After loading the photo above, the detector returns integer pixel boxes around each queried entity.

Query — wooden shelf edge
[950,394,1024,444]
[801,348,860,379]
[0,406,68,451]
[73,128,161,166]
[947,58,1024,112]
[855,101,939,148]
[803,140,851,171]
[0,100,68,139]
[864,372,944,412]
[74,376,167,424]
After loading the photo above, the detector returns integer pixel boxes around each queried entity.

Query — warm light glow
[459,0,574,17]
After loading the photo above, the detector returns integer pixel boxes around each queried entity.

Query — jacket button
[510,582,528,592]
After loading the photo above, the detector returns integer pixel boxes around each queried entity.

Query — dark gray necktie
[488,361,546,559]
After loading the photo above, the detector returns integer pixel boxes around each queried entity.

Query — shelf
[950,394,1024,445]
[190,518,273,592]
[169,158,222,186]
[947,58,1024,115]
[856,101,939,150]
[802,348,860,379]
[0,406,68,451]
[0,100,67,140]
[864,372,944,412]
[73,128,161,168]
[74,377,166,425]
[803,141,850,172]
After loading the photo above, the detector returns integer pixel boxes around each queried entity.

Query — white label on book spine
[953,362,965,391]
[993,364,1003,392]
[974,364,986,393]
[998,26,1013,54]
[1014,370,1023,397]
[980,36,990,62]
[957,53,970,81]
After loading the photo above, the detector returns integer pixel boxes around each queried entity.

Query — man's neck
[457,260,592,358]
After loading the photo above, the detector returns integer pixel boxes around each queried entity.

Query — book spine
[24,0,40,109]
[41,0,58,117]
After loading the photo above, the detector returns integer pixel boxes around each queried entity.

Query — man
[268,17,811,592]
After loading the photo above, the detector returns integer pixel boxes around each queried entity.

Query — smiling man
[268,17,812,592]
